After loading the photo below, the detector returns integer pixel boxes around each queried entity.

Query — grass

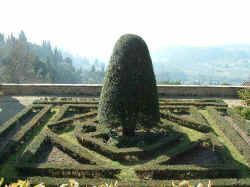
[59,130,122,167]
[0,110,55,177]
[50,107,61,122]
[200,109,249,177]
[59,130,142,181]
[161,118,204,142]
[1,99,250,185]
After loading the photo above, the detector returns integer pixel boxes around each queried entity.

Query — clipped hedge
[196,98,226,104]
[67,104,98,109]
[33,100,99,105]
[161,111,211,133]
[204,133,232,164]
[51,105,70,122]
[47,111,97,132]
[135,164,241,180]
[160,106,190,113]
[160,101,228,108]
[75,122,181,163]
[20,129,49,162]
[15,162,120,179]
[0,106,33,139]
[154,138,207,165]
[227,107,250,135]
[47,130,100,165]
[189,106,209,125]
[13,165,118,179]
[207,107,250,164]
[0,105,52,164]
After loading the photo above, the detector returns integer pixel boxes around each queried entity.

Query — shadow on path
[0,96,25,125]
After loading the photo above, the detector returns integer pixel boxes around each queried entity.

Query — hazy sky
[1,0,250,61]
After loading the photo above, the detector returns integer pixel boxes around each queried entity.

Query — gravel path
[223,99,245,107]
[35,146,82,164]
[0,96,41,125]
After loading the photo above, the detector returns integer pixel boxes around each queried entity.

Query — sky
[1,0,250,61]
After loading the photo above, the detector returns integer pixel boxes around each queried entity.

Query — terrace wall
[0,84,249,98]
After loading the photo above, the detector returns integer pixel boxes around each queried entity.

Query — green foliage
[233,105,250,120]
[18,30,27,42]
[1,100,250,186]
[0,32,81,83]
[161,111,211,133]
[0,106,52,165]
[98,34,160,136]
[0,178,3,187]
[75,121,181,163]
[237,88,250,105]
[0,106,31,138]
[158,80,182,85]
[15,162,120,179]
[227,108,250,136]
[206,107,250,163]
[220,82,232,85]
[238,106,250,120]
[136,164,240,180]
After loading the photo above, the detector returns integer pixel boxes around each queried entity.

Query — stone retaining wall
[0,84,249,98]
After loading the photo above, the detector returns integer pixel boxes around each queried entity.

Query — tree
[1,37,37,83]
[0,32,81,84]
[98,34,160,136]
[19,30,27,42]
[90,64,96,73]
[65,57,73,65]
[0,33,4,45]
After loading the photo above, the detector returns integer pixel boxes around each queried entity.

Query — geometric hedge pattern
[0,98,249,187]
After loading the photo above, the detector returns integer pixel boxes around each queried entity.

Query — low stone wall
[0,84,249,98]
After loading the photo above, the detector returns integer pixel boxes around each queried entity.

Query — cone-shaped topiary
[98,34,160,136]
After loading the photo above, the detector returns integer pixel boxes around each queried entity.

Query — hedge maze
[0,98,249,187]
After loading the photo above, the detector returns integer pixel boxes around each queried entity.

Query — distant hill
[0,31,82,84]
[68,44,250,85]
[1,31,249,85]
[151,44,250,85]
[0,31,105,84]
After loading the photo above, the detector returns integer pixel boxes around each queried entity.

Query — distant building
[241,81,250,86]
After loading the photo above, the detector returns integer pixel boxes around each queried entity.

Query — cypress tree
[98,34,160,136]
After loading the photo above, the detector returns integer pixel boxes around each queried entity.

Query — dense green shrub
[98,34,159,136]
[233,106,244,114]
[237,88,250,105]
[233,106,250,120]
[241,107,250,120]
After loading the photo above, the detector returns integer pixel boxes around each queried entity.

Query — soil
[35,145,82,165]
[166,146,222,165]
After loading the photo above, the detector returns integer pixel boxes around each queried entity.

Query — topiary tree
[98,34,160,136]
